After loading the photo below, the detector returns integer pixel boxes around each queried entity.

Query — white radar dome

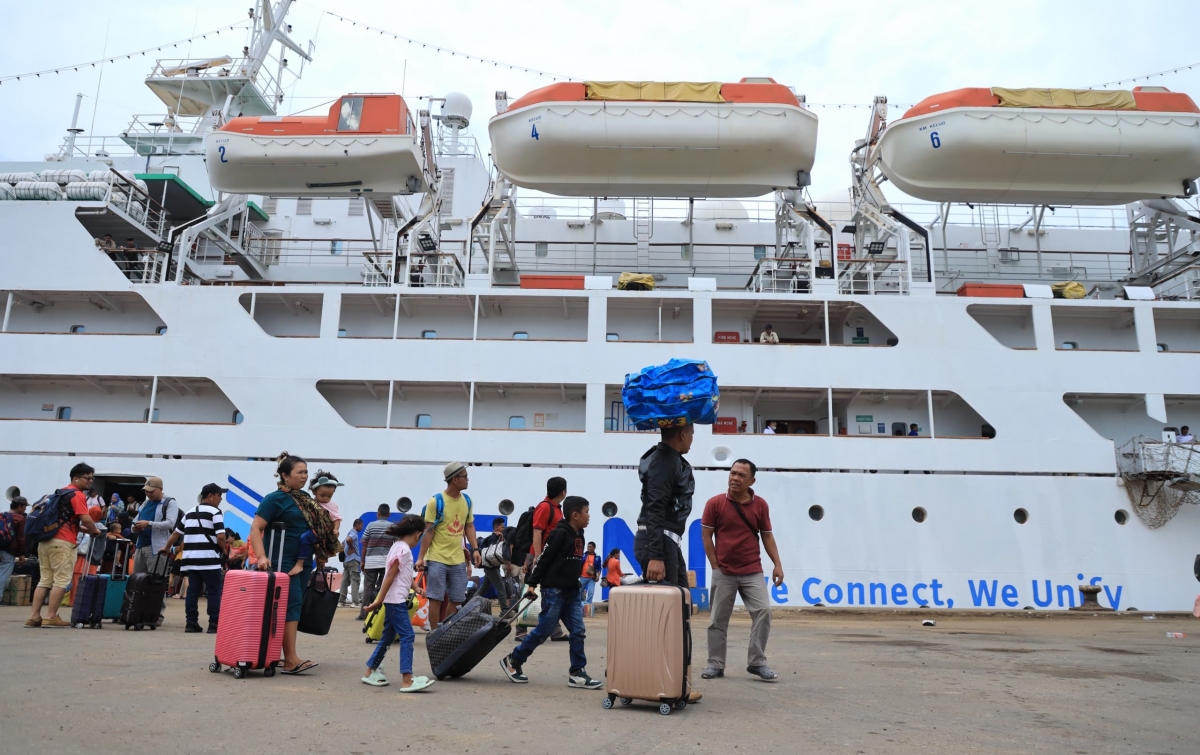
[442,92,473,129]
[694,199,749,221]
[594,198,627,221]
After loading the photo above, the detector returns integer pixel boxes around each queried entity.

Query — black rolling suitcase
[426,594,532,680]
[120,552,170,630]
[70,536,109,629]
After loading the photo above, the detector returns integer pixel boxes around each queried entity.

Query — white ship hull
[878,107,1200,205]
[489,101,818,198]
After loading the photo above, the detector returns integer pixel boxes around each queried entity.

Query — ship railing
[407,253,465,288]
[471,240,764,280]
[148,57,281,100]
[1117,436,1200,479]
[98,247,170,284]
[932,248,1133,290]
[746,257,818,294]
[245,238,379,267]
[836,256,910,296]
[1153,266,1200,300]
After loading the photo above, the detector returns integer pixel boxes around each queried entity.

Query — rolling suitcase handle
[250,522,287,573]
[110,538,132,579]
[496,591,539,626]
[152,551,172,578]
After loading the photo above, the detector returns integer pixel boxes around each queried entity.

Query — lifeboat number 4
[531,124,539,140]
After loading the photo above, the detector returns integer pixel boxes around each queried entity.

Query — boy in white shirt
[361,514,434,692]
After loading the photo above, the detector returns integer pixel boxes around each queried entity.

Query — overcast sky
[2,0,1199,199]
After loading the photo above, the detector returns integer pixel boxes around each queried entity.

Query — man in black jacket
[633,423,703,703]
[500,496,603,690]
[635,424,695,586]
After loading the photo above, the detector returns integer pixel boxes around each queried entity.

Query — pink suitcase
[210,524,288,679]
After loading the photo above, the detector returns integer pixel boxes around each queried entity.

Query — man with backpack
[131,477,179,575]
[700,459,784,682]
[25,463,101,628]
[415,462,481,629]
[514,477,569,641]
[0,496,29,598]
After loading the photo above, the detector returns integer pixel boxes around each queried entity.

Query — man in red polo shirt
[515,476,569,641]
[700,458,784,682]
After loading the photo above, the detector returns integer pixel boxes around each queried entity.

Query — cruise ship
[4,0,1200,613]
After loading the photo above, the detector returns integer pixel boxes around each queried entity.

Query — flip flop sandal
[281,661,318,675]
[398,677,435,693]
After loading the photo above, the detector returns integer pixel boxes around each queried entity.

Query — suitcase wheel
[620,697,632,706]
[365,637,373,644]
[134,624,143,631]
[149,625,156,631]
[659,703,673,716]
[208,662,221,673]
[674,699,687,711]
[602,695,615,710]
[233,667,246,679]
[263,666,276,678]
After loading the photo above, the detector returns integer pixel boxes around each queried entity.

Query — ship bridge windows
[607,298,693,343]
[1152,308,1200,353]
[1,291,167,336]
[239,292,323,337]
[1052,306,1137,351]
[967,304,1035,349]
[1064,392,1200,442]
[0,375,240,425]
[477,296,588,341]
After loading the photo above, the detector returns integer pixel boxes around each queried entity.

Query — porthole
[1014,508,1028,524]
[601,501,618,518]
[912,507,927,523]
[808,505,824,521]
[396,496,412,513]
[1114,509,1128,525]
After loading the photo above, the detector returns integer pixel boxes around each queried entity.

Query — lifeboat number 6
[929,131,941,149]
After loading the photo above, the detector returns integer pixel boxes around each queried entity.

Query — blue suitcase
[104,539,132,621]
[70,536,108,628]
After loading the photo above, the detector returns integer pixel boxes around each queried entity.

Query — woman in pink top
[361,514,433,692]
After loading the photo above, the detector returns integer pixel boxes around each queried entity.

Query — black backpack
[507,506,537,563]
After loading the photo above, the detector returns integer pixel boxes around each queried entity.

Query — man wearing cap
[159,484,227,633]
[132,477,180,576]
[759,324,779,344]
[415,462,481,628]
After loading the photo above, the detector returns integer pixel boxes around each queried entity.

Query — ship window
[606,333,619,342]
[513,332,529,340]
[296,198,312,216]
[415,414,432,428]
[508,416,526,430]
[1158,343,1169,352]
[421,330,437,339]
[1014,508,1029,524]
[330,241,344,255]
[337,97,364,131]
[1115,509,1128,525]
[753,245,767,260]
[233,410,244,425]
[535,242,548,257]
[69,325,85,334]
[143,407,160,422]
[156,326,168,335]
[1060,341,1078,350]
[56,406,72,420]
[337,329,347,338]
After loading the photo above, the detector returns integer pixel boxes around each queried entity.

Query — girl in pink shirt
[361,514,432,692]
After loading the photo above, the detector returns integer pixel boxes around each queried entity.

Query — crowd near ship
[5,0,1200,613]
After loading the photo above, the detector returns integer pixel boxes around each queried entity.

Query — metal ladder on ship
[634,197,653,268]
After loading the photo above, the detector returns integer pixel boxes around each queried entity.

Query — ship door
[92,474,151,510]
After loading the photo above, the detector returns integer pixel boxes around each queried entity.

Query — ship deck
[2,602,1196,754]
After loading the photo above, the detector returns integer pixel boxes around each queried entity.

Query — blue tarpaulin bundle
[622,359,719,430]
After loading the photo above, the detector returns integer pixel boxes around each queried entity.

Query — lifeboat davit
[489,79,817,198]
[877,87,1200,205]
[206,94,432,196]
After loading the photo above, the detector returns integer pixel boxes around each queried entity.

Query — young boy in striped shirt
[159,483,227,634]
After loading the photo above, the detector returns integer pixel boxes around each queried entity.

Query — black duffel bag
[297,568,340,636]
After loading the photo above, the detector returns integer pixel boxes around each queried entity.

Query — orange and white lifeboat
[876,87,1200,206]
[489,79,817,198]
[206,94,432,196]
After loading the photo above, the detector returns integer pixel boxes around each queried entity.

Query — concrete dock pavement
[1,602,1198,755]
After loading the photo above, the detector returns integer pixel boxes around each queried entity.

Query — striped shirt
[174,503,225,571]
[361,519,396,570]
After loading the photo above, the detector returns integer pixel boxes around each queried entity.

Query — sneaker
[567,669,603,690]
[23,617,42,628]
[361,669,389,687]
[43,616,70,628]
[701,667,724,679]
[747,665,779,681]
[185,623,204,633]
[207,625,218,634]
[500,654,528,683]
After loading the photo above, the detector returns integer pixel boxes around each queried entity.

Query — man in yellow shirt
[416,461,481,628]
